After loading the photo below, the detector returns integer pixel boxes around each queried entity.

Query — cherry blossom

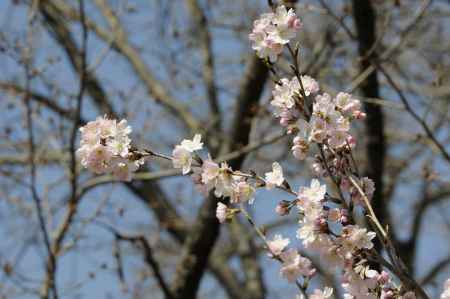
[172,134,203,174]
[172,146,194,175]
[340,225,376,251]
[77,115,140,180]
[298,179,326,204]
[279,248,315,282]
[230,179,255,204]
[76,5,432,298]
[180,134,203,152]
[265,162,285,189]
[201,158,220,185]
[249,5,301,62]
[267,234,290,256]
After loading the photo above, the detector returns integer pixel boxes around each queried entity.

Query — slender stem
[239,204,309,298]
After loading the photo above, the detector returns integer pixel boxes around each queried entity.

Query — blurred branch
[186,0,221,132]
[22,31,58,299]
[41,1,88,298]
[0,82,74,120]
[377,64,450,162]
[38,1,116,116]
[419,256,450,286]
[100,224,174,299]
[53,0,199,130]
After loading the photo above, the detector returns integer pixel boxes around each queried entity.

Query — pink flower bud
[276,200,290,216]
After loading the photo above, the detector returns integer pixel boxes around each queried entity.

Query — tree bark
[351,0,386,255]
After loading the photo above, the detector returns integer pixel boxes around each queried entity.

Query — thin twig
[23,20,59,299]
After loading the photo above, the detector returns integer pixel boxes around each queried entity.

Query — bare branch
[186,0,221,131]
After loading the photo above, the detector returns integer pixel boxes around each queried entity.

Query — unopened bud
[275,200,291,216]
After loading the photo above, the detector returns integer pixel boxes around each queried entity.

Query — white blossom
[172,146,194,175]
[180,134,203,152]
[279,248,315,282]
[267,234,290,256]
[265,162,285,189]
[298,179,326,204]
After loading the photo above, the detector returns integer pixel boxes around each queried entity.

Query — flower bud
[276,200,291,216]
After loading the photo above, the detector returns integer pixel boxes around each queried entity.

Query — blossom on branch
[267,234,290,257]
[249,5,301,62]
[279,248,315,282]
[265,162,285,189]
[172,134,203,174]
[77,116,142,181]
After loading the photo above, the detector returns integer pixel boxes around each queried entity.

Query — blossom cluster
[270,75,365,161]
[267,234,315,282]
[76,4,450,299]
[172,138,290,209]
[247,5,421,299]
[293,179,396,299]
[77,116,144,181]
[249,5,302,62]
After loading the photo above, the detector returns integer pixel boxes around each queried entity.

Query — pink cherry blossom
[267,234,290,256]
[201,158,220,185]
[172,145,193,175]
[249,6,301,62]
[279,248,315,282]
[298,179,326,204]
[265,162,284,189]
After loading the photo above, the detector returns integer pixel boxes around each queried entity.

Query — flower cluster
[77,116,144,181]
[271,76,319,128]
[249,5,302,62]
[76,4,449,299]
[248,5,403,298]
[267,234,315,282]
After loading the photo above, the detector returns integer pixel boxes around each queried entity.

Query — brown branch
[419,256,450,286]
[377,64,450,162]
[186,0,221,131]
[21,36,58,299]
[91,0,200,131]
[100,224,174,299]
[38,1,115,116]
[348,0,432,93]
[352,0,387,260]
[0,82,74,120]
